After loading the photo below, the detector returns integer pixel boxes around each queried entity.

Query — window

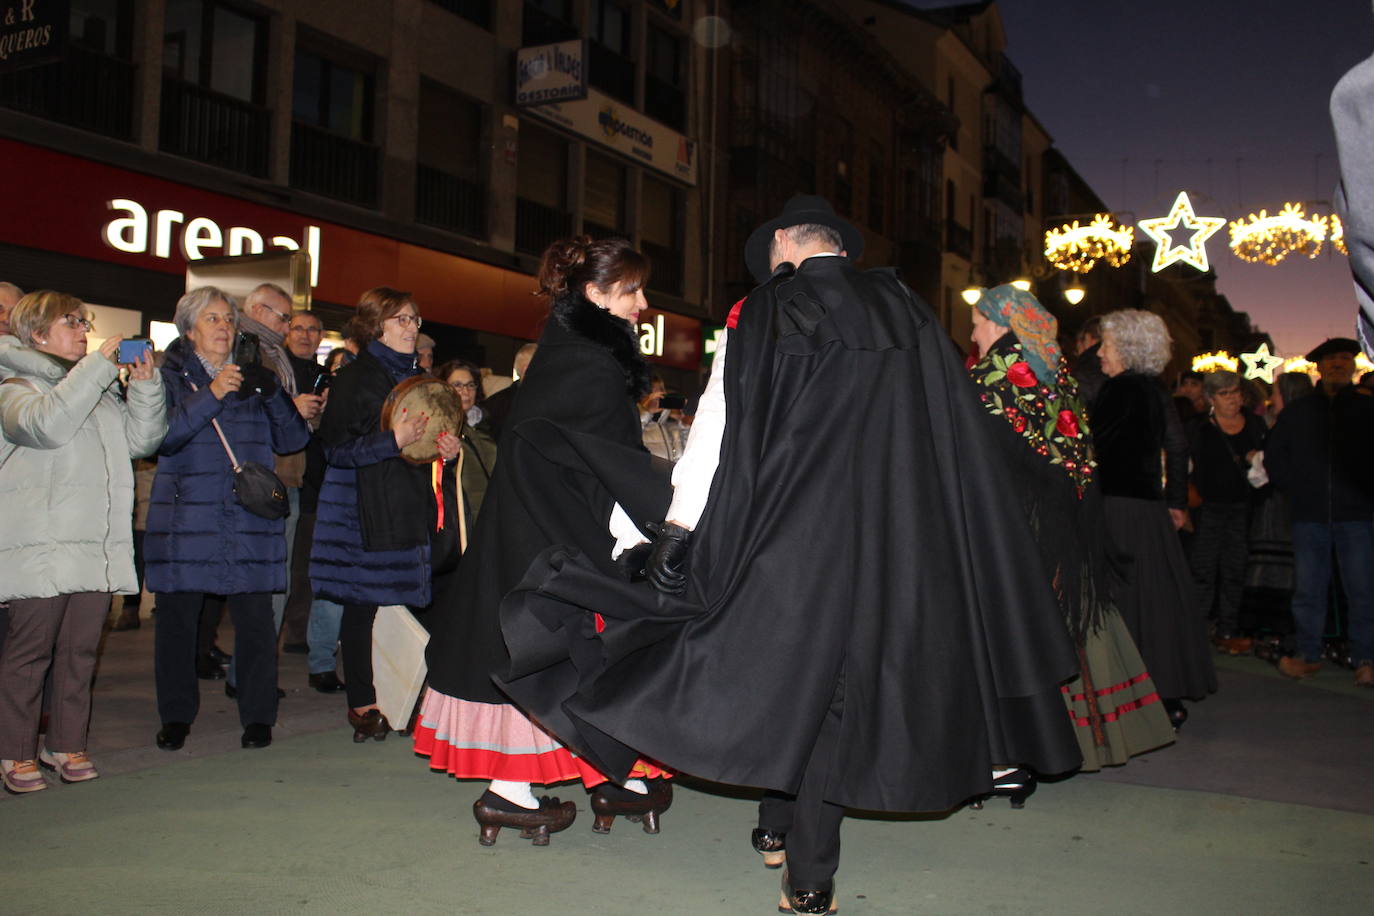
[583,153,627,238]
[641,176,683,295]
[162,0,266,104]
[416,81,485,237]
[72,0,133,56]
[645,24,685,129]
[516,123,572,254]
[593,0,631,56]
[522,0,576,45]
[427,0,492,31]
[590,0,634,104]
[293,49,374,143]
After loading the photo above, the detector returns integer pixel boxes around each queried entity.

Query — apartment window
[516,124,572,254]
[522,0,576,45]
[645,24,685,129]
[416,81,485,237]
[162,0,266,104]
[590,0,634,104]
[72,0,133,56]
[642,176,683,296]
[584,152,627,238]
[291,45,379,206]
[427,0,492,31]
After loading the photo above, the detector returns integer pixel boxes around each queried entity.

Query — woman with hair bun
[1094,309,1217,729]
[415,237,672,846]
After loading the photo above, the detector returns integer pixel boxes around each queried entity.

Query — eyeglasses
[450,380,478,391]
[59,313,94,332]
[260,304,291,325]
[388,313,422,329]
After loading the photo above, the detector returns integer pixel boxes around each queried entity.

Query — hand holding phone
[118,338,153,366]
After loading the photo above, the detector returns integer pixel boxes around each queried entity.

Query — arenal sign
[0,0,67,74]
[514,40,588,106]
[524,86,698,186]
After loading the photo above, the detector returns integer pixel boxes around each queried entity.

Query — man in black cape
[499,196,1080,913]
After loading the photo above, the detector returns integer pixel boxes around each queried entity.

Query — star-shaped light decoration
[1240,343,1285,383]
[1138,191,1226,273]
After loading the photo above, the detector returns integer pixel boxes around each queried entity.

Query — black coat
[424,295,671,703]
[499,257,1080,812]
[1093,371,1188,507]
[1265,384,1374,523]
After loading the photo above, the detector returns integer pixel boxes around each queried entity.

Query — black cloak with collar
[423,293,671,703]
[498,256,1081,812]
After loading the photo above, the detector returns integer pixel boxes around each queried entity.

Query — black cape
[424,296,671,704]
[498,257,1081,812]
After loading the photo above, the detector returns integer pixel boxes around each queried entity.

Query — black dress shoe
[207,645,232,665]
[196,656,226,680]
[779,873,836,915]
[156,722,191,751]
[281,642,309,655]
[225,683,286,700]
[241,724,272,749]
[752,827,787,868]
[308,671,346,693]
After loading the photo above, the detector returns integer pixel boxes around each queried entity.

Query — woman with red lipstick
[416,237,673,846]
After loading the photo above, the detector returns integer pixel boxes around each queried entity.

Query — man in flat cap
[1265,337,1374,686]
[497,195,1080,913]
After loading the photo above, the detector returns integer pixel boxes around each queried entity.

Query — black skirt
[1102,495,1218,700]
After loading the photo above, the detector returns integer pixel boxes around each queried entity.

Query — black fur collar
[553,293,651,398]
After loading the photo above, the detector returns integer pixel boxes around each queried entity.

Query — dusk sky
[980,0,1374,357]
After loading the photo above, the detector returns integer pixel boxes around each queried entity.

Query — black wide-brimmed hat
[744,195,864,284]
[1305,337,1362,361]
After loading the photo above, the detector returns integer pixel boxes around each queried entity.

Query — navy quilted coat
[310,343,432,607]
[144,337,311,595]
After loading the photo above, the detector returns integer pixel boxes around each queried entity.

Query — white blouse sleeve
[666,328,729,530]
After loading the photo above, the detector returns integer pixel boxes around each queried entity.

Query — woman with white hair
[1094,310,1217,728]
[144,287,310,753]
[0,291,165,793]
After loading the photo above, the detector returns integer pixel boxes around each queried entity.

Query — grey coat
[0,340,167,600]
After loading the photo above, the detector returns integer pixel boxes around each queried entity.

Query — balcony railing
[515,197,572,255]
[428,0,492,30]
[522,4,578,46]
[0,45,133,139]
[644,74,685,131]
[945,219,973,260]
[643,241,683,296]
[290,121,379,208]
[589,41,635,105]
[160,79,270,178]
[416,165,485,238]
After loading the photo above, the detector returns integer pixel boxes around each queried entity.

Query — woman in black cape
[413,237,672,846]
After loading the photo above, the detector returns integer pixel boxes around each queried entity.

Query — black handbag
[197,383,290,521]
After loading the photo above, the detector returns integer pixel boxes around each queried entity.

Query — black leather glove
[646,523,692,595]
[614,541,654,582]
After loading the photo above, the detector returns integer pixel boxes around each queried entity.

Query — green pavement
[2,731,1368,916]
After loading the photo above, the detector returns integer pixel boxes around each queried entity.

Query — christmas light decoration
[1227,203,1328,265]
[1138,192,1226,273]
[1043,213,1134,273]
[1063,284,1085,305]
[1192,351,1239,373]
[1281,356,1316,375]
[1240,343,1285,383]
[1359,353,1374,374]
[1330,213,1348,256]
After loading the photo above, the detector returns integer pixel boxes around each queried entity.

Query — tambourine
[380,375,464,464]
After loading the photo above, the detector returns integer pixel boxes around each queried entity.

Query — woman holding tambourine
[309,287,462,742]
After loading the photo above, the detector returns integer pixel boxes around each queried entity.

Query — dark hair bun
[537,236,594,301]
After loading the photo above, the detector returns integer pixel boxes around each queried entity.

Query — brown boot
[110,606,141,631]
[1355,663,1374,688]
[1278,656,1322,679]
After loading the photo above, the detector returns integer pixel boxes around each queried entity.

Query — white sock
[489,779,538,809]
[991,767,1017,780]
[623,778,649,795]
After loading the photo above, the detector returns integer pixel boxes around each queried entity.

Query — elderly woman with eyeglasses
[310,287,461,742]
[143,287,310,753]
[0,291,165,794]
[435,357,498,519]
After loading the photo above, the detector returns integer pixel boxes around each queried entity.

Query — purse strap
[187,380,242,471]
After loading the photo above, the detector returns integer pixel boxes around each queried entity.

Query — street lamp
[1011,278,1032,292]
[1063,284,1086,305]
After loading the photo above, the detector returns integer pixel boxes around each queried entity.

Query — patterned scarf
[974,285,1062,386]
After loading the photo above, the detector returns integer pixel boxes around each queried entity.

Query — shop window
[0,0,135,139]
[159,0,270,176]
[590,0,634,104]
[584,153,627,239]
[291,45,379,207]
[416,81,486,238]
[516,124,572,255]
[645,24,685,130]
[641,176,683,296]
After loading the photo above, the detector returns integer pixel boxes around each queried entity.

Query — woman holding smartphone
[0,291,165,793]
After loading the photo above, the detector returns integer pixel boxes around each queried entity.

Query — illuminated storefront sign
[524,87,698,185]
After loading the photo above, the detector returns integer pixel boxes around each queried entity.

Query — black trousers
[156,592,278,727]
[757,677,847,888]
[1190,500,1251,635]
[340,603,379,709]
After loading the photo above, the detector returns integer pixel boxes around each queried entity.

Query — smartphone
[232,331,261,367]
[117,338,153,365]
[311,370,331,395]
[657,394,687,410]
